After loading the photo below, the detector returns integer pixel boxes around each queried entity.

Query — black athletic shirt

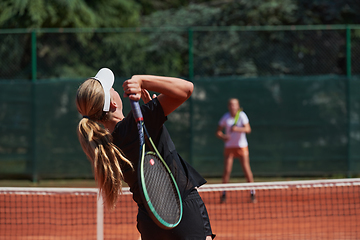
[112,98,207,205]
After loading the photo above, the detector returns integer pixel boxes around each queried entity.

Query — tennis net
[0,178,359,240]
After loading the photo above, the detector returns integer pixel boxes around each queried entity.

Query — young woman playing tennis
[76,68,215,240]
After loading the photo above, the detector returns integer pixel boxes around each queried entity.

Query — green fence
[1,25,360,181]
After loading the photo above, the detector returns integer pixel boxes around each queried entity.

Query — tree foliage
[0,0,141,28]
[0,0,142,79]
[140,0,360,77]
[1,0,360,79]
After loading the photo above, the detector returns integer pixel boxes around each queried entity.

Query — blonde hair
[76,79,132,209]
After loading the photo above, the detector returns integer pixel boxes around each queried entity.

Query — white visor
[92,68,114,112]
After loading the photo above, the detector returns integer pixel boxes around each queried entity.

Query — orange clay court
[0,178,359,240]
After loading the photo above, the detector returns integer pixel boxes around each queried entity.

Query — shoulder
[142,98,167,131]
[112,99,165,143]
[143,98,165,115]
[240,111,249,122]
[240,111,248,117]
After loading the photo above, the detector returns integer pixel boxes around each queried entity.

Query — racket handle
[130,99,144,122]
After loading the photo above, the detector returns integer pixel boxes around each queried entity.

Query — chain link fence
[1,25,360,180]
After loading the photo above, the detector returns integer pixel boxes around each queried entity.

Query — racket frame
[130,99,183,229]
[233,110,241,126]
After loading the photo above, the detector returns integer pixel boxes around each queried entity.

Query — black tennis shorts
[137,188,215,240]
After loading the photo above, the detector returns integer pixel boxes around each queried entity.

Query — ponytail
[76,79,132,209]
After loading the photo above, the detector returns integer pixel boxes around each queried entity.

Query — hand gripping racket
[130,99,183,229]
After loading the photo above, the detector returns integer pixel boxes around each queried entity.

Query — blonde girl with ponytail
[76,68,215,240]
[76,70,132,209]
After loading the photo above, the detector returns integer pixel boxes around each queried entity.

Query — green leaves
[0,0,141,29]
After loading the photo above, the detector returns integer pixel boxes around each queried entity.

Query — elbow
[186,81,194,99]
[245,125,251,134]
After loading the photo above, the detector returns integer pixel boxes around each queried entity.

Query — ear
[110,100,117,111]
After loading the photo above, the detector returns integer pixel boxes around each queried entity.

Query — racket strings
[143,153,181,224]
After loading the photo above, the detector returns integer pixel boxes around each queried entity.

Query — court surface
[1,179,359,240]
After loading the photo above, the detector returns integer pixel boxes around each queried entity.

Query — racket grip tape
[130,100,143,122]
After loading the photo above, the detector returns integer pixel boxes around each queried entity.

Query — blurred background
[1,0,360,183]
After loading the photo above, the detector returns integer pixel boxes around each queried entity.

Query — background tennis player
[216,98,256,203]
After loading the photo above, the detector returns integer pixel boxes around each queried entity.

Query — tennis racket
[233,110,241,126]
[130,99,183,229]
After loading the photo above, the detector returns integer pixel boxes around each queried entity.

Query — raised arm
[123,75,193,116]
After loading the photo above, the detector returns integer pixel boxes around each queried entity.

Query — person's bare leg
[222,153,234,184]
[239,154,253,183]
[221,152,234,202]
[239,154,256,203]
